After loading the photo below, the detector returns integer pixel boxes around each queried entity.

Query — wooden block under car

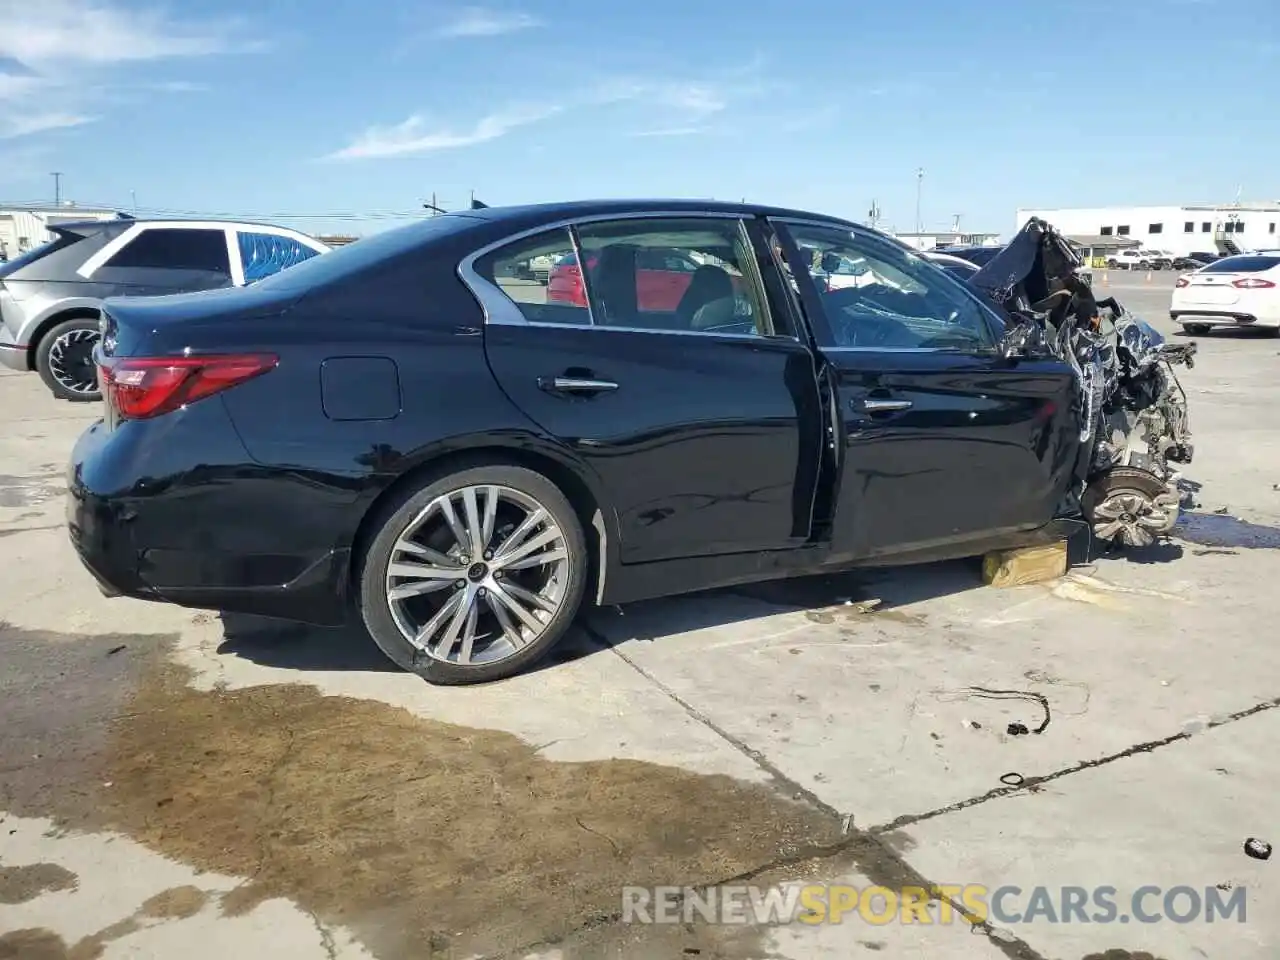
[981,541,1068,588]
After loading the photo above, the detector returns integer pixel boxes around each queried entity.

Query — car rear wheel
[1183,323,1211,335]
[36,317,102,402]
[358,464,588,684]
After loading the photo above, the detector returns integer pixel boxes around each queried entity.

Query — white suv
[1107,249,1159,270]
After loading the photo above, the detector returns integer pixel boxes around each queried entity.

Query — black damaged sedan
[68,199,1085,684]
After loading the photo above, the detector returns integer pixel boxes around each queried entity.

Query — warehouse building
[1016,202,1280,258]
[0,204,122,261]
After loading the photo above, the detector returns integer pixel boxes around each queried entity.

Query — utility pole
[422,193,446,216]
[915,167,924,234]
[51,172,62,206]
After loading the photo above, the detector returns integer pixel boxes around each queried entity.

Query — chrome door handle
[540,376,619,394]
[861,398,912,413]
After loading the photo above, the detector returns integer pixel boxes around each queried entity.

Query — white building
[0,204,122,261]
[1016,202,1280,258]
[893,230,1003,252]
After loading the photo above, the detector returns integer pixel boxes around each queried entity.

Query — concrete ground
[2,272,1278,960]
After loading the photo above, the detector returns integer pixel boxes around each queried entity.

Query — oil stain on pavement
[0,864,77,904]
[1,622,851,959]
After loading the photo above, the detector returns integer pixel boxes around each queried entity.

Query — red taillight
[1175,277,1189,288]
[1232,278,1276,289]
[99,354,278,420]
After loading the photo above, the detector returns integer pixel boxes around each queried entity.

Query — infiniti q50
[68,199,1083,684]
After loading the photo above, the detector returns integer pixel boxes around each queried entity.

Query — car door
[769,218,1081,561]
[85,226,235,296]
[469,213,825,564]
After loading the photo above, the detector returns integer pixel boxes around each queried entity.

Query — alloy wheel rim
[48,329,100,395]
[385,484,570,665]
[1091,490,1169,547]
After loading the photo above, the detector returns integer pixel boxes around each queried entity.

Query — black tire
[1106,260,1118,270]
[1183,323,1210,336]
[358,463,588,685]
[35,317,101,402]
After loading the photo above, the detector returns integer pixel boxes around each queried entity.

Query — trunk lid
[97,284,306,360]
[1181,272,1242,305]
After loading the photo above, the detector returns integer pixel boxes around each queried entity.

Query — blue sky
[1,0,1276,238]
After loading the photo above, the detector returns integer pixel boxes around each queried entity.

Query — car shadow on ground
[216,612,401,674]
[214,610,603,676]
[213,536,1188,677]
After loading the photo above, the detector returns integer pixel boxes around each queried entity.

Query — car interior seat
[677,265,735,330]
[588,244,640,326]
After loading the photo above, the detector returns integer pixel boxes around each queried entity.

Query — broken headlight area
[971,218,1197,549]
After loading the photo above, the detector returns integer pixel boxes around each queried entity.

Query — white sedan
[1171,253,1280,335]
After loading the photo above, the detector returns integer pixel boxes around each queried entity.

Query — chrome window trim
[456,209,801,343]
[821,346,950,354]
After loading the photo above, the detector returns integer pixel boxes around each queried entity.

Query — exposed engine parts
[969,218,1197,548]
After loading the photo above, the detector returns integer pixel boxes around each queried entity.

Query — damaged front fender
[970,218,1196,547]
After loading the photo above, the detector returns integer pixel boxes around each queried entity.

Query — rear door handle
[539,375,619,395]
[860,398,913,413]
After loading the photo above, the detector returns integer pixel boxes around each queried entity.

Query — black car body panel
[68,201,1141,637]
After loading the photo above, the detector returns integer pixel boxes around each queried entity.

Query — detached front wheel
[1082,467,1181,548]
[358,464,588,684]
[35,317,102,402]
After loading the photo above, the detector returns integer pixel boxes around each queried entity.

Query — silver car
[0,217,330,400]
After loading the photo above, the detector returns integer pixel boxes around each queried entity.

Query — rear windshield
[0,234,78,278]
[1201,255,1280,273]
[247,213,483,292]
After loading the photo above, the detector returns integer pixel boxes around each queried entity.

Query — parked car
[1172,252,1219,271]
[67,199,1189,686]
[922,250,981,282]
[545,247,735,311]
[1105,249,1158,271]
[943,243,1093,287]
[0,218,330,401]
[1171,253,1280,335]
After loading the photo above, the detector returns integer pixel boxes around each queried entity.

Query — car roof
[112,217,315,233]
[457,198,862,231]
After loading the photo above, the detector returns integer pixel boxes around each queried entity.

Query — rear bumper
[66,426,154,601]
[66,417,353,626]
[1171,310,1277,328]
[0,326,27,371]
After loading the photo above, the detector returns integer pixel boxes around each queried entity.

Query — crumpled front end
[970,218,1197,548]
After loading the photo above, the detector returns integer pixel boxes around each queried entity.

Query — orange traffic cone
[1145,271,1152,283]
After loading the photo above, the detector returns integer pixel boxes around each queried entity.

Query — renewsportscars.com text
[621,884,1247,926]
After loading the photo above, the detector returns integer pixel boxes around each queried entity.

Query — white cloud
[0,110,94,139]
[0,0,256,65]
[435,6,541,38]
[326,59,768,160]
[0,0,254,142]
[629,126,705,138]
[324,104,561,160]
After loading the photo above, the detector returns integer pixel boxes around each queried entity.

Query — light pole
[915,167,924,235]
[51,172,63,206]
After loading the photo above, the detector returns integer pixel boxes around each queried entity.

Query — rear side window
[473,228,588,325]
[238,232,320,282]
[105,228,231,275]
[0,235,76,277]
[1202,255,1280,273]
